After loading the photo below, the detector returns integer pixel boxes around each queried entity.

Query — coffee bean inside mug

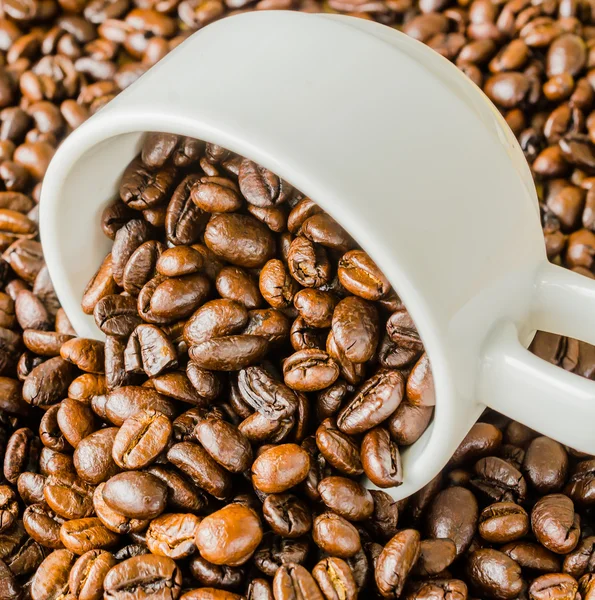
[82,133,435,493]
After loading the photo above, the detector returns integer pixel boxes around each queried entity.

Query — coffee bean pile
[1,0,595,599]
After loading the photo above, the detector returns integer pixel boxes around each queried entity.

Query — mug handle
[479,261,595,453]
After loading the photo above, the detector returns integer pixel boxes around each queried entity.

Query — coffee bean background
[0,1,595,599]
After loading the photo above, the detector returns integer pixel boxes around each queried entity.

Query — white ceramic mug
[39,10,595,500]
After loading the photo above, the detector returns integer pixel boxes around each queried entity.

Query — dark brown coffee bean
[191,176,242,212]
[166,175,210,246]
[337,250,390,301]
[478,502,529,543]
[259,259,299,309]
[23,503,64,549]
[195,503,263,566]
[60,338,105,374]
[93,294,142,336]
[4,427,39,484]
[111,218,152,287]
[156,245,203,278]
[103,471,167,519]
[205,213,275,268]
[23,356,74,407]
[337,370,404,435]
[216,266,263,309]
[283,349,339,392]
[312,512,361,558]
[189,335,269,371]
[15,289,51,330]
[239,159,292,207]
[312,557,357,600]
[472,456,527,503]
[124,323,177,377]
[530,574,576,600]
[146,512,201,559]
[68,549,117,600]
[413,538,457,577]
[522,437,568,494]
[563,536,595,578]
[273,563,324,600]
[22,330,73,356]
[316,418,363,476]
[361,427,403,488]
[531,494,580,554]
[448,422,503,467]
[262,494,312,538]
[92,481,149,535]
[194,416,253,473]
[30,549,76,600]
[293,289,336,329]
[119,157,176,210]
[57,398,97,448]
[287,236,331,288]
[74,427,120,485]
[103,554,182,600]
[141,132,178,168]
[167,441,232,499]
[146,465,207,513]
[406,353,435,407]
[105,386,177,426]
[318,476,373,521]
[501,541,561,573]
[375,529,421,598]
[112,408,172,469]
[426,486,478,556]
[59,517,119,555]
[189,555,245,590]
[184,299,248,346]
[252,444,310,493]
[331,296,378,364]
[466,549,523,600]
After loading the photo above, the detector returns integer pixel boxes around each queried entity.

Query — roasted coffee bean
[205,213,275,268]
[426,486,478,556]
[316,418,363,476]
[184,299,248,346]
[283,349,340,392]
[239,159,292,207]
[562,536,595,578]
[4,427,40,484]
[375,529,421,598]
[102,471,167,519]
[502,541,561,573]
[195,503,262,566]
[104,386,177,426]
[312,512,361,558]
[522,437,568,494]
[318,476,374,521]
[146,512,201,559]
[93,481,149,535]
[337,370,404,435]
[93,294,141,336]
[252,444,310,493]
[103,554,182,600]
[338,250,390,301]
[189,335,270,371]
[23,503,64,549]
[119,157,176,210]
[466,549,523,600]
[216,266,263,309]
[73,427,120,484]
[532,494,580,554]
[361,427,403,488]
[31,549,76,600]
[60,338,105,374]
[190,555,245,590]
[194,416,252,473]
[273,563,324,600]
[59,517,120,555]
[331,296,379,364]
[478,502,529,543]
[112,408,172,469]
[287,236,331,288]
[167,441,232,500]
[472,456,527,503]
[529,573,578,600]
[262,494,312,538]
[312,557,357,600]
[413,538,457,577]
[68,549,116,600]
[57,398,97,448]
[23,356,74,407]
[44,471,94,520]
